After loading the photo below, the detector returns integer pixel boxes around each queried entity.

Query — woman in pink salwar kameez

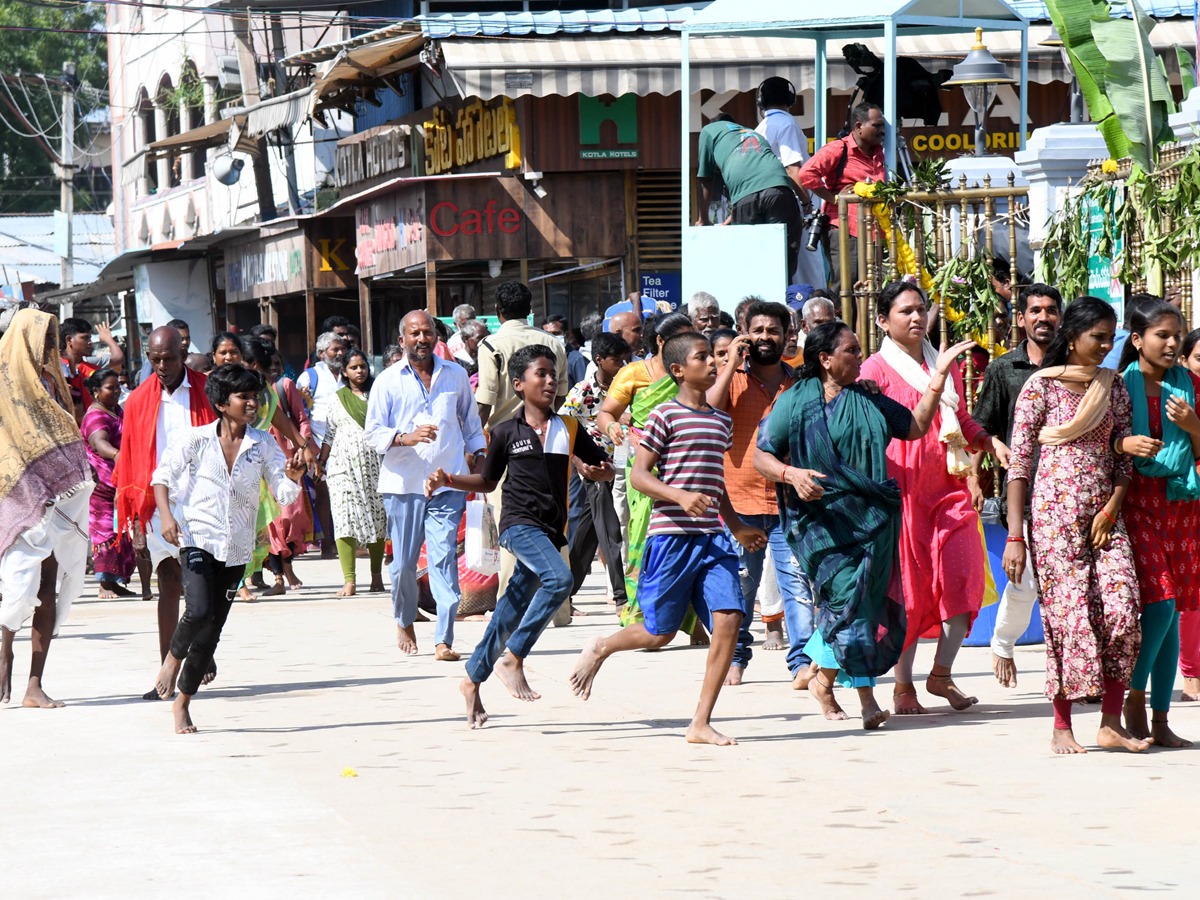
[859,281,1008,715]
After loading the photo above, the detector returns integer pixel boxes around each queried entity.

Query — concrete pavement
[2,554,1194,898]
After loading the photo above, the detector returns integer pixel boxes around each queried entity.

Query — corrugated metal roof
[1009,0,1194,19]
[418,5,696,38]
[0,214,114,286]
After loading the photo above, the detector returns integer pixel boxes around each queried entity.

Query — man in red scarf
[113,326,216,699]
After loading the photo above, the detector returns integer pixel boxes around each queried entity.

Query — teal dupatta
[766,378,907,678]
[1122,363,1200,501]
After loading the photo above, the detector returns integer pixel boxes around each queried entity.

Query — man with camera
[799,102,887,294]
[695,115,803,286]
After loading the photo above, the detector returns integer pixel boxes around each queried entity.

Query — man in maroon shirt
[799,102,887,294]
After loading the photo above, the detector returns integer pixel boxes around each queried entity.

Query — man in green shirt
[696,118,802,283]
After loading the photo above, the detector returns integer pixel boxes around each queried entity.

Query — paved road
[3,556,1193,898]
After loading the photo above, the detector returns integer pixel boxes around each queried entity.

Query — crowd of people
[2,277,1200,753]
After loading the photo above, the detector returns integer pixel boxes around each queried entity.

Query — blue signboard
[641,272,681,311]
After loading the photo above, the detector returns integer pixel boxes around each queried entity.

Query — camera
[804,205,830,253]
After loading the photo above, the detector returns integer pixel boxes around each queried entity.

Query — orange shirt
[724,364,795,516]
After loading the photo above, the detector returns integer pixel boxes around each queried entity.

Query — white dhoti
[0,484,94,633]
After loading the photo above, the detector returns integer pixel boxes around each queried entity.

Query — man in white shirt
[365,311,486,661]
[755,77,825,288]
[445,303,477,359]
[297,331,345,557]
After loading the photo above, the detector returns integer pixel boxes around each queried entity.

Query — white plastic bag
[464,498,500,576]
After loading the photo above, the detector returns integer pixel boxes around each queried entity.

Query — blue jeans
[465,525,573,684]
[733,513,813,673]
[384,491,466,647]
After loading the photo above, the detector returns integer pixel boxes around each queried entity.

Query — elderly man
[801,294,837,335]
[446,303,477,358]
[568,312,604,387]
[298,331,346,557]
[475,280,571,617]
[366,311,485,660]
[689,292,721,338]
[453,319,490,379]
[113,326,216,700]
[607,311,645,359]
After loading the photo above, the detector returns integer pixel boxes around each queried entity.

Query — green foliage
[933,253,997,344]
[1044,0,1174,174]
[0,2,107,213]
[1040,190,1090,302]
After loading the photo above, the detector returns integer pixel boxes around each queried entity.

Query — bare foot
[684,721,737,746]
[1051,727,1088,754]
[926,673,978,711]
[460,678,488,729]
[369,576,385,593]
[689,623,710,647]
[283,562,303,588]
[99,580,136,599]
[202,660,217,687]
[1150,718,1192,748]
[494,652,540,701]
[173,693,197,734]
[336,582,357,598]
[1122,691,1150,740]
[791,661,817,691]
[1096,723,1151,753]
[991,652,1017,688]
[0,645,12,704]
[762,621,786,651]
[396,623,418,655]
[860,694,889,731]
[22,678,64,708]
[262,580,286,597]
[569,636,606,700]
[154,654,182,700]
[1181,677,1200,702]
[237,586,257,603]
[809,673,849,720]
[724,665,744,686]
[435,644,461,662]
[893,685,927,715]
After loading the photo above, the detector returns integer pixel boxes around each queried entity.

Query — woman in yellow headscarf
[0,308,94,708]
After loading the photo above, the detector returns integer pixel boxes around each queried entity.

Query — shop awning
[146,114,248,161]
[246,88,311,137]
[306,32,429,116]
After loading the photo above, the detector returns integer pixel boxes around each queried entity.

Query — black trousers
[732,186,803,283]
[568,478,627,604]
[170,547,245,695]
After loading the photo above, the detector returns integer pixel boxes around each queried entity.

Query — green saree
[244,385,282,582]
[761,378,908,678]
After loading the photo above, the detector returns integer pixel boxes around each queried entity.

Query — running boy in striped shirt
[569,332,766,745]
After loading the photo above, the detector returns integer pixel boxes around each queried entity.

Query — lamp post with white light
[945,28,1017,157]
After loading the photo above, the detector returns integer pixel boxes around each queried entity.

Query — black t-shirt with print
[481,406,607,548]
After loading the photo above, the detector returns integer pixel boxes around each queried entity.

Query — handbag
[464,497,500,576]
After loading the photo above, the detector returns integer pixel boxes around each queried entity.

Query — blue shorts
[637,532,746,636]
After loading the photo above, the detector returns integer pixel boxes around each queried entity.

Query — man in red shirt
[61,317,125,423]
[799,102,887,294]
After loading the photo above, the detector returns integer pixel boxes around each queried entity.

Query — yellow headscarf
[0,308,90,555]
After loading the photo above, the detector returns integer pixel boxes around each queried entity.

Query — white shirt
[297,361,343,445]
[757,109,810,168]
[364,355,486,496]
[151,422,301,565]
[155,372,194,466]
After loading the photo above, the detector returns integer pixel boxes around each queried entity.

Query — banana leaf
[1090,0,1176,173]
[1044,0,1131,161]
[1178,46,1197,97]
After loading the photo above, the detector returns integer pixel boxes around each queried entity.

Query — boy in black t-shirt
[426,345,612,729]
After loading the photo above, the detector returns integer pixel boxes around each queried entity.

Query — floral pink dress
[858,355,986,646]
[1008,376,1141,700]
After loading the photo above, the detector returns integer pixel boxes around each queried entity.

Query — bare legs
[893,614,976,713]
[2,558,66,708]
[569,611,743,746]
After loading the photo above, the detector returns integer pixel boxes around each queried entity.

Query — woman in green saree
[754,322,973,729]
[596,312,702,632]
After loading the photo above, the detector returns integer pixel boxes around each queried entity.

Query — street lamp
[944,28,1016,156]
[1039,26,1084,124]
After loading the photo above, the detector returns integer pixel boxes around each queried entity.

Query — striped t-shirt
[639,399,733,536]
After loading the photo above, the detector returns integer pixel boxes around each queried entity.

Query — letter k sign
[319,238,349,272]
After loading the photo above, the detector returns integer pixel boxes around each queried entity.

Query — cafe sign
[424,97,520,176]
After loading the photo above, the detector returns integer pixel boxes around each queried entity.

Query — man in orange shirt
[61,316,125,423]
[707,299,814,687]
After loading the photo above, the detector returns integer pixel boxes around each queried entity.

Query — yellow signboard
[424,97,521,175]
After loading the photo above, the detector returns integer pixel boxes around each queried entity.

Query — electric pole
[59,61,78,315]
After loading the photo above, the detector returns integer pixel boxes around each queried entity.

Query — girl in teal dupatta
[236,337,315,601]
[754,323,974,730]
[1117,300,1200,749]
[596,313,703,636]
